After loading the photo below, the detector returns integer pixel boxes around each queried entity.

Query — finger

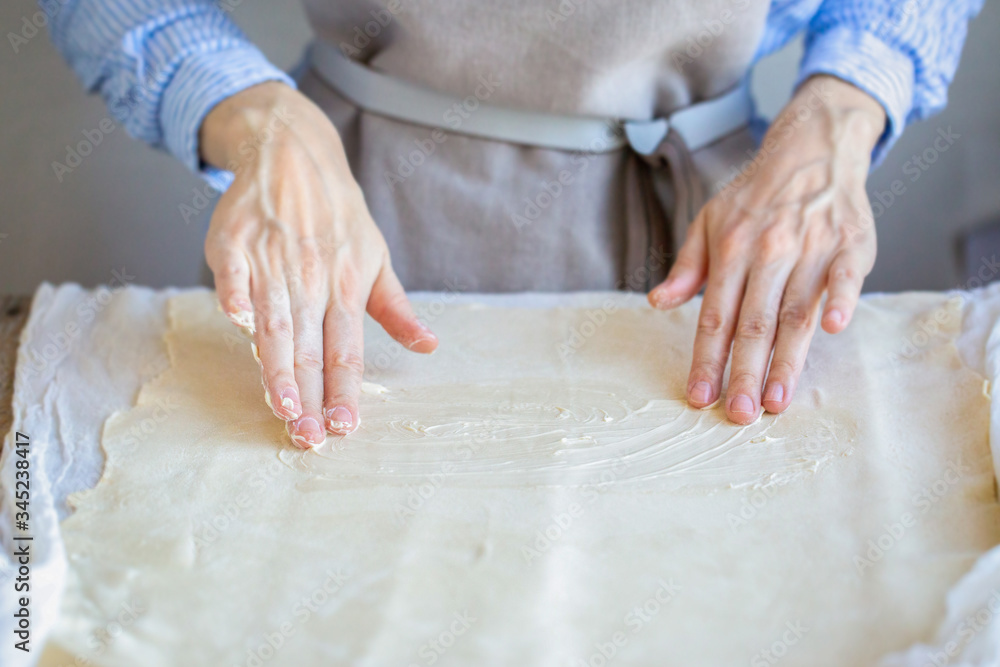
[649,212,708,309]
[686,248,749,409]
[210,248,254,329]
[286,282,328,449]
[367,263,438,353]
[821,249,869,334]
[725,261,794,424]
[761,261,826,414]
[252,274,302,424]
[323,306,365,435]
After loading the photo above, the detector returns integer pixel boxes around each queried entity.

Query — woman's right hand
[199,82,437,449]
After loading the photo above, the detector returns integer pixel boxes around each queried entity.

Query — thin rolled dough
[44,291,1000,666]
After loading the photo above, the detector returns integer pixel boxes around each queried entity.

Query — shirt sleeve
[46,0,295,190]
[797,0,983,165]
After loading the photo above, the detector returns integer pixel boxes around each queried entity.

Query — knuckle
[830,264,859,284]
[729,371,760,388]
[736,315,773,340]
[779,304,813,331]
[768,358,799,379]
[757,226,795,263]
[717,231,747,262]
[691,359,726,382]
[326,348,364,375]
[259,314,294,339]
[697,307,728,336]
[293,349,324,372]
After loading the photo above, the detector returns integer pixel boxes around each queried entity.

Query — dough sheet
[33,289,1000,666]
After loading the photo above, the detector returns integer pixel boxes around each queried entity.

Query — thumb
[366,261,438,354]
[648,212,708,309]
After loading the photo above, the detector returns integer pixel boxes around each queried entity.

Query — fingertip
[821,308,849,334]
[324,405,359,435]
[288,416,325,448]
[687,380,717,409]
[762,382,790,414]
[407,335,439,354]
[726,392,759,425]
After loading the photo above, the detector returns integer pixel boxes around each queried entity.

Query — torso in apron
[296,0,771,292]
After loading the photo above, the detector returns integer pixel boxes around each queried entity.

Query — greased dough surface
[47,292,1000,666]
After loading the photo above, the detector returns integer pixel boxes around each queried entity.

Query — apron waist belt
[308,41,752,156]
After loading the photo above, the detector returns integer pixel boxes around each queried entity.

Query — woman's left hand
[648,75,887,424]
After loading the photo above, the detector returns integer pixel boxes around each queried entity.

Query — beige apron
[295,0,770,292]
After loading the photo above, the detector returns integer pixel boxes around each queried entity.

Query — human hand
[648,75,886,424]
[200,82,437,447]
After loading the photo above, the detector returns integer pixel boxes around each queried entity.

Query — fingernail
[288,417,323,448]
[827,310,844,326]
[325,406,355,434]
[764,383,785,404]
[730,394,755,415]
[250,342,261,364]
[416,320,432,332]
[689,381,712,404]
[406,335,436,351]
[278,388,301,419]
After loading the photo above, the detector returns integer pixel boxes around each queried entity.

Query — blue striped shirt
[41,0,983,191]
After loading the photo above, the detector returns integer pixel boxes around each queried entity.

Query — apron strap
[309,40,752,290]
[309,41,752,155]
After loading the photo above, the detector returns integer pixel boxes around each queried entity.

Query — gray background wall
[1,0,998,294]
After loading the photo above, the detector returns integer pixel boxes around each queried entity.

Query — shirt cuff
[797,25,915,167]
[161,44,295,192]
